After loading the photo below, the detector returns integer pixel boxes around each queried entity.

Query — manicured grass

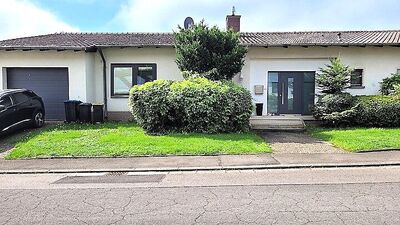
[308,127,400,152]
[5,123,271,159]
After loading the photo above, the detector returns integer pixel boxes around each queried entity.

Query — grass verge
[5,122,271,159]
[308,127,400,152]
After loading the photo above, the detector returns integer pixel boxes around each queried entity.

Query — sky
[0,0,399,40]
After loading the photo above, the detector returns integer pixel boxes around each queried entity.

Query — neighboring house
[0,13,400,120]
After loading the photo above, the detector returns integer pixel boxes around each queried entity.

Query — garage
[7,68,69,120]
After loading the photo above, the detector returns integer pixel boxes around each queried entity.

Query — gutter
[97,47,108,119]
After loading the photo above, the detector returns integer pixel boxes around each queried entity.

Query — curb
[2,162,400,174]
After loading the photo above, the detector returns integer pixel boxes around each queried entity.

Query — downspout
[98,47,108,119]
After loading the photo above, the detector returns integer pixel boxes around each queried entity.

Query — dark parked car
[0,89,45,134]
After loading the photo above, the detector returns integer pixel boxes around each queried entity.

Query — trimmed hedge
[355,96,400,127]
[313,94,400,127]
[129,78,253,134]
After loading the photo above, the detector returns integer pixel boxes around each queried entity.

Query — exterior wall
[84,53,96,103]
[0,50,90,102]
[241,46,400,115]
[1,46,399,118]
[92,47,182,113]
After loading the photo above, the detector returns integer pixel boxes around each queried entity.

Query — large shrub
[354,96,400,127]
[380,73,400,95]
[128,80,174,133]
[312,93,357,126]
[129,78,253,134]
[315,58,353,94]
[174,21,247,80]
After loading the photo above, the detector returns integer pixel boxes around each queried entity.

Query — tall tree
[316,58,353,94]
[174,21,247,80]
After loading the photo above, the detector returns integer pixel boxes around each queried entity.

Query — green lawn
[308,127,400,152]
[5,123,271,159]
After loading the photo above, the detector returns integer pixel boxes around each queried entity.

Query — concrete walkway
[1,151,400,173]
[262,131,345,154]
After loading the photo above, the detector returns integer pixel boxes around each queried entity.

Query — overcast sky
[0,0,399,40]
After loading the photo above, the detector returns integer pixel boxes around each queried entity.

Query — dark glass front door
[267,71,315,115]
[278,72,303,114]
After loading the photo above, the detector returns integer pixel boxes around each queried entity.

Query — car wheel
[32,110,45,128]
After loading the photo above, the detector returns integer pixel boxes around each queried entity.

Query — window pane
[397,69,400,74]
[267,72,278,114]
[287,78,294,111]
[12,93,29,104]
[303,72,315,115]
[0,96,12,108]
[304,72,315,82]
[351,69,363,86]
[137,66,154,85]
[113,67,132,95]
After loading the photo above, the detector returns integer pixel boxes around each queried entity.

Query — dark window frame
[350,69,364,88]
[111,63,157,98]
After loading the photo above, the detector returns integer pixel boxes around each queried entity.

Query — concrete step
[250,116,306,131]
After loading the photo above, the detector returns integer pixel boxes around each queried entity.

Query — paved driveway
[262,131,345,154]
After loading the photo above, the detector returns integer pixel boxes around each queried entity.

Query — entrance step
[250,116,305,131]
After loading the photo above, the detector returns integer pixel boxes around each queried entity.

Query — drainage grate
[105,172,128,176]
[54,174,165,184]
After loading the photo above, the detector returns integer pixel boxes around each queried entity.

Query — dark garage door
[7,68,69,120]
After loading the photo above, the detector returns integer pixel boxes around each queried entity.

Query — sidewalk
[1,151,400,173]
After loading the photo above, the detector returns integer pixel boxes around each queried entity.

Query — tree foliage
[380,73,400,95]
[174,21,247,80]
[315,58,353,94]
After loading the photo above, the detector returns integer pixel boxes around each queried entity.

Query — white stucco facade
[1,45,399,118]
[91,47,182,112]
[239,46,400,115]
[0,50,92,102]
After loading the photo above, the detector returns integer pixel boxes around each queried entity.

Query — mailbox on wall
[254,85,264,95]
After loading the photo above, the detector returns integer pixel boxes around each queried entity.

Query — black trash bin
[64,100,82,123]
[79,103,92,123]
[92,104,104,123]
[255,103,263,116]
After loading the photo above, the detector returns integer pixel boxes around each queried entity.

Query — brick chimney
[226,6,241,32]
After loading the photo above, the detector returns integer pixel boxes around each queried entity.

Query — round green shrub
[355,96,400,127]
[129,78,253,134]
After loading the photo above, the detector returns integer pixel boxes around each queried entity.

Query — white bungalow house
[0,13,399,121]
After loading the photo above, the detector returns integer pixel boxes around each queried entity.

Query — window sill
[111,95,129,99]
[348,86,365,89]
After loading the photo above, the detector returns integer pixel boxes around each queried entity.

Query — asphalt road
[1,167,400,225]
